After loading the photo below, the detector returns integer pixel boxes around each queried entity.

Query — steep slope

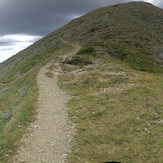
[56,2,163,46]
[0,39,64,76]
[0,2,163,163]
[54,2,163,72]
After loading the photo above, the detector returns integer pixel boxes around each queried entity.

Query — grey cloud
[0,0,131,36]
[0,47,14,51]
[0,39,18,46]
[0,35,41,47]
[159,2,163,8]
[0,0,162,42]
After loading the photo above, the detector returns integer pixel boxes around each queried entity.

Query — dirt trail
[11,43,81,163]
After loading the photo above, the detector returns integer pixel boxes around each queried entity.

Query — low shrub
[77,46,95,55]
[64,55,92,67]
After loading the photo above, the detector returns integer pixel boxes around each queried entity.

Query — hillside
[54,1,163,73]
[0,38,64,76]
[0,2,163,162]
[1,2,163,74]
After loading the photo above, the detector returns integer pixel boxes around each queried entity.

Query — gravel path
[11,43,81,163]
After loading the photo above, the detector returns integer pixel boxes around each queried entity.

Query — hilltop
[54,1,163,72]
[0,2,163,163]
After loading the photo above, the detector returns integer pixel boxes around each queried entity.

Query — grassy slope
[55,2,163,73]
[59,47,163,162]
[55,4,163,161]
[0,40,72,162]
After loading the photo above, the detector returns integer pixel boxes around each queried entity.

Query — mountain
[0,2,163,162]
[1,2,163,74]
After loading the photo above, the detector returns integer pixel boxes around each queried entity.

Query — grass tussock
[45,71,54,78]
[63,46,97,67]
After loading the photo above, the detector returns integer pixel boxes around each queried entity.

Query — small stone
[18,159,26,162]
[31,125,39,130]
[46,140,50,143]
[137,128,140,132]
[157,119,163,124]
[136,116,140,120]
[42,158,46,162]
[18,125,21,128]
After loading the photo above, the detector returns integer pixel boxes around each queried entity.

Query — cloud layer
[0,35,41,62]
[0,0,130,36]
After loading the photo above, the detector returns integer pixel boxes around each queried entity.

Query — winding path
[11,43,81,163]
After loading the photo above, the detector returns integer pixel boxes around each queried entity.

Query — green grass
[0,41,72,162]
[64,55,92,67]
[106,42,163,73]
[63,45,97,67]
[59,54,163,163]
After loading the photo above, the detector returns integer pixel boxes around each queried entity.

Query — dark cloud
[0,0,162,36]
[0,37,19,46]
[0,47,14,51]
[0,40,13,46]
[0,0,130,36]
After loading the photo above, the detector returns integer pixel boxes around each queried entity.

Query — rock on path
[11,43,81,163]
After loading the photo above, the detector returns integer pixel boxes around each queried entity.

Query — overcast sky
[0,0,162,62]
